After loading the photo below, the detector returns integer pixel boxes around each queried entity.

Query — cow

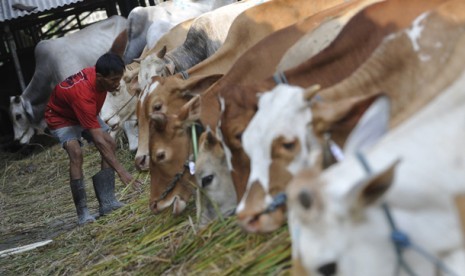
[122,0,238,64]
[100,77,138,151]
[198,0,449,234]
[144,0,348,215]
[195,127,237,226]
[9,15,127,145]
[287,36,465,274]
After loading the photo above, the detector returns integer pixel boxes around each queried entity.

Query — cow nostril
[149,201,158,213]
[318,262,337,276]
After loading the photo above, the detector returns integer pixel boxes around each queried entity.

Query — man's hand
[119,170,143,190]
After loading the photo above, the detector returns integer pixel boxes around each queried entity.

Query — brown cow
[234,0,453,233]
[145,0,347,215]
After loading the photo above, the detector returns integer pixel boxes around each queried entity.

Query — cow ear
[157,45,167,58]
[128,76,140,96]
[178,95,201,127]
[13,95,21,104]
[23,100,34,120]
[347,159,399,218]
[201,127,218,150]
[343,95,390,155]
[180,74,223,98]
[165,63,175,75]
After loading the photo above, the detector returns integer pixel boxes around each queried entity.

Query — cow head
[138,47,176,91]
[233,84,320,233]
[135,74,222,171]
[9,95,35,144]
[286,160,397,275]
[148,110,195,215]
[195,127,236,227]
[101,79,138,149]
[147,88,214,215]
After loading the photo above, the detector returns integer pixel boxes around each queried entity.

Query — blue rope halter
[355,151,459,276]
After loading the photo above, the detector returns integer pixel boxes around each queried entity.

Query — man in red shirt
[45,52,141,225]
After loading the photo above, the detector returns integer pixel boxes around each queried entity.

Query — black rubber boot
[70,179,96,225]
[92,168,125,216]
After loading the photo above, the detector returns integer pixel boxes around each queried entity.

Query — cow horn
[157,45,167,59]
[303,84,321,101]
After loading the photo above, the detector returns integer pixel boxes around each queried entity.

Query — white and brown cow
[287,44,465,274]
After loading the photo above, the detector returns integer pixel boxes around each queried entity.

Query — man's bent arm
[89,128,134,185]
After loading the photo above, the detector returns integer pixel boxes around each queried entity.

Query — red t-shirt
[45,67,107,130]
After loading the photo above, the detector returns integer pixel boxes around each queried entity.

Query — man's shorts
[49,117,111,148]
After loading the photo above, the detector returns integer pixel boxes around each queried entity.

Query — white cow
[286,71,465,275]
[9,15,127,145]
[100,78,138,152]
[137,0,266,91]
[122,0,238,64]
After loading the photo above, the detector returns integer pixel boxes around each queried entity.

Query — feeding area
[0,142,291,275]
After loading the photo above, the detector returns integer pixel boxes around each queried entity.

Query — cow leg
[92,168,125,216]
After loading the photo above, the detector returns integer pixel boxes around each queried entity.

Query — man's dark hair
[95,52,125,77]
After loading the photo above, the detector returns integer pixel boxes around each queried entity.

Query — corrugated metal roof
[0,0,84,23]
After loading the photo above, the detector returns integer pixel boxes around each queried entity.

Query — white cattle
[122,0,238,64]
[287,71,465,275]
[9,15,127,145]
[138,0,266,91]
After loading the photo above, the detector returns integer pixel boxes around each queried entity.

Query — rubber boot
[92,168,125,216]
[70,179,96,225]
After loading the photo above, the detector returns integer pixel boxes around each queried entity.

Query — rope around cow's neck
[104,93,136,124]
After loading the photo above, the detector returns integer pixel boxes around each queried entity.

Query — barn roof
[0,0,84,23]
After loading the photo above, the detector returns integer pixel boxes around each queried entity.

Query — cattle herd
[8,0,465,275]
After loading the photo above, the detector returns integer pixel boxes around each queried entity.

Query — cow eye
[153,103,162,111]
[298,190,313,210]
[15,114,22,120]
[235,132,242,142]
[201,175,214,188]
[283,142,296,151]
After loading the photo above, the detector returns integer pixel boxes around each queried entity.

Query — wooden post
[4,25,26,91]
